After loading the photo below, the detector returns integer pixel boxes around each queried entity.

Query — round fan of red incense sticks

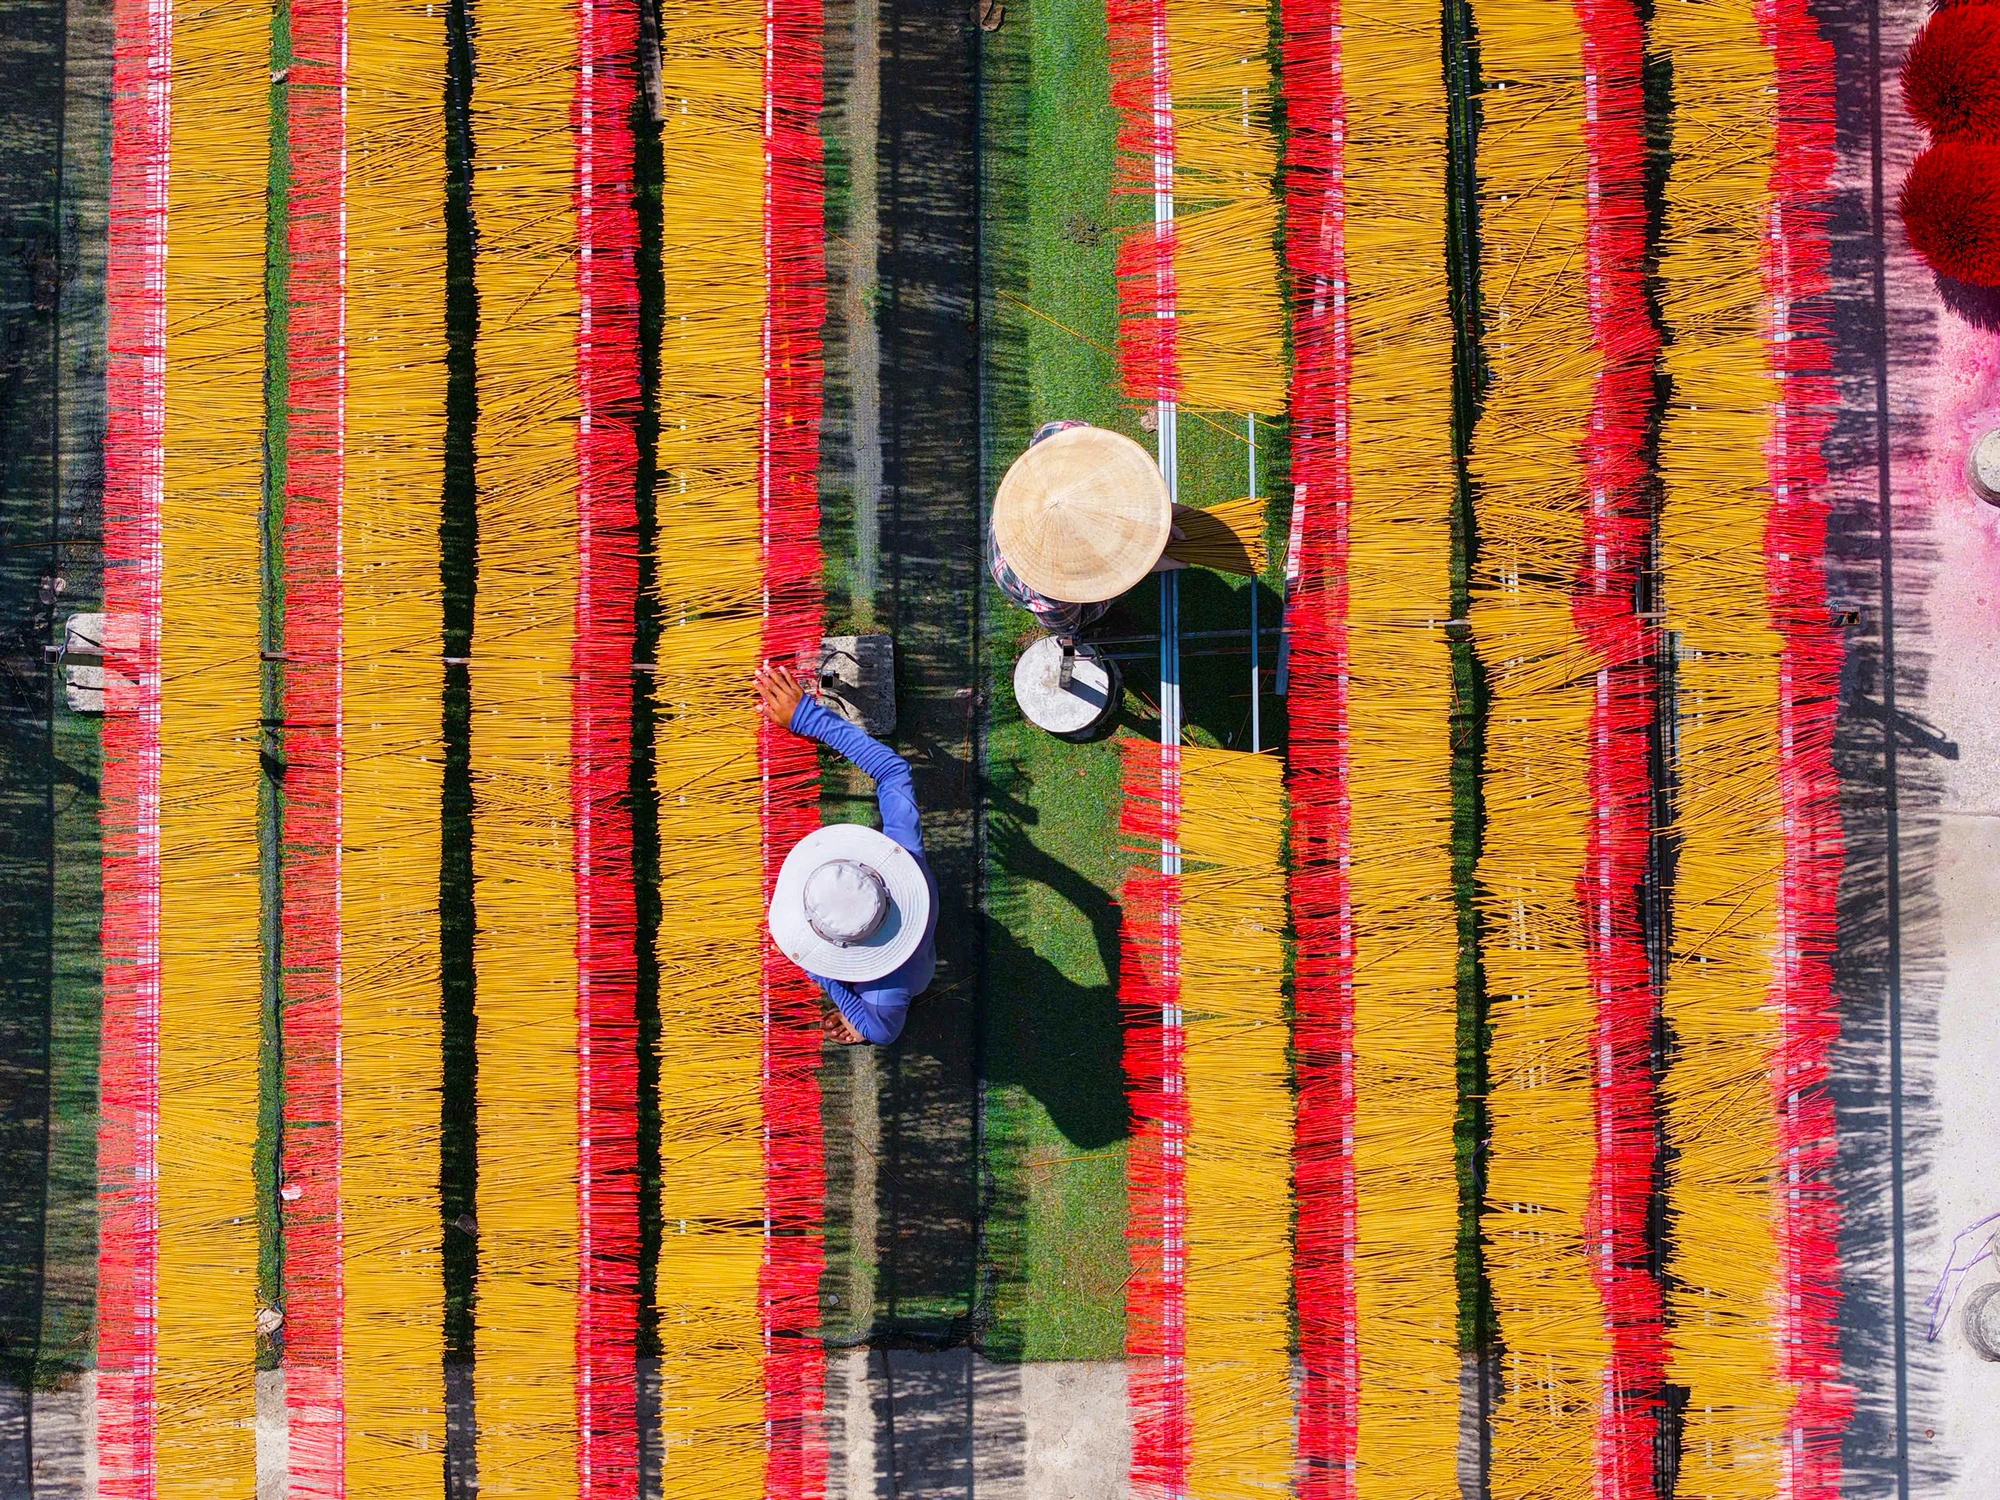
[1902,139,2000,286]
[1903,4,2000,141]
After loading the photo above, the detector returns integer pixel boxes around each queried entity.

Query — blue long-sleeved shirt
[789,696,937,1044]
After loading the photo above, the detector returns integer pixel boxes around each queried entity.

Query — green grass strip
[976,0,1133,1360]
[976,0,1290,1359]
[255,0,293,1371]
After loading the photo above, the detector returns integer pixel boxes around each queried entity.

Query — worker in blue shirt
[757,662,937,1046]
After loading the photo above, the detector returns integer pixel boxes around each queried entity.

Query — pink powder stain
[1919,311,2000,619]
[1930,317,2000,479]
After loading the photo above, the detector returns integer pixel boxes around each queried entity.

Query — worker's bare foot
[825,1011,865,1045]
[754,661,808,730]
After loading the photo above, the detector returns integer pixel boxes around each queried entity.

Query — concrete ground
[0,1360,1130,1500]
[1,1369,285,1500]
[825,1352,1128,1500]
[1906,311,2000,1495]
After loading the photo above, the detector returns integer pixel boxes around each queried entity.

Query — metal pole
[1248,412,1259,752]
[1152,6,1179,875]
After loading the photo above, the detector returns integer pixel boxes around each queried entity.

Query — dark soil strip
[0,0,69,1405]
[1440,0,1492,1464]
[630,55,665,1492]
[440,0,481,1442]
[42,0,113,1384]
[815,0,883,1350]
[1639,27,1682,1494]
[873,0,984,1343]
[819,0,881,633]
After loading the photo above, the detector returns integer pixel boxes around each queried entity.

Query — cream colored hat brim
[992,426,1172,604]
[769,824,931,984]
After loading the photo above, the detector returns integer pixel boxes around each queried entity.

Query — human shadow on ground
[979,777,1129,1156]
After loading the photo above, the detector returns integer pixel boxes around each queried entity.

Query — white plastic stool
[1013,636,1121,741]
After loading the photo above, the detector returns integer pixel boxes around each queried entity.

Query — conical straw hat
[992,425,1172,604]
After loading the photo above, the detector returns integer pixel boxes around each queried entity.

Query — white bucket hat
[769,824,932,983]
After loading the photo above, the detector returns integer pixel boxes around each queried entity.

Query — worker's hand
[825,1010,865,1045]
[754,661,808,731]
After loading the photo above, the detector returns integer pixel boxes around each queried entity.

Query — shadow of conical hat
[992,425,1172,603]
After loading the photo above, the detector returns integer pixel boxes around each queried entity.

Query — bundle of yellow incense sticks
[1162,496,1266,575]
[1467,4,1612,1493]
[468,0,583,1487]
[339,0,450,1485]
[1177,747,1293,1496]
[1112,0,1285,413]
[150,0,270,1490]
[1285,0,1466,1487]
[653,0,773,1489]
[1656,1,1821,1492]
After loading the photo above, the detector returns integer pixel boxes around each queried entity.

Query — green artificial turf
[979,710,1133,1359]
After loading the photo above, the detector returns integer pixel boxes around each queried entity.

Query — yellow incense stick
[468,0,583,1485]
[1164,0,1284,413]
[1655,4,1791,1492]
[1345,0,1463,1489]
[1163,496,1266,575]
[653,0,769,1488]
[151,1,271,1491]
[1467,5,1607,1492]
[1179,748,1293,1497]
[340,0,449,1484]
